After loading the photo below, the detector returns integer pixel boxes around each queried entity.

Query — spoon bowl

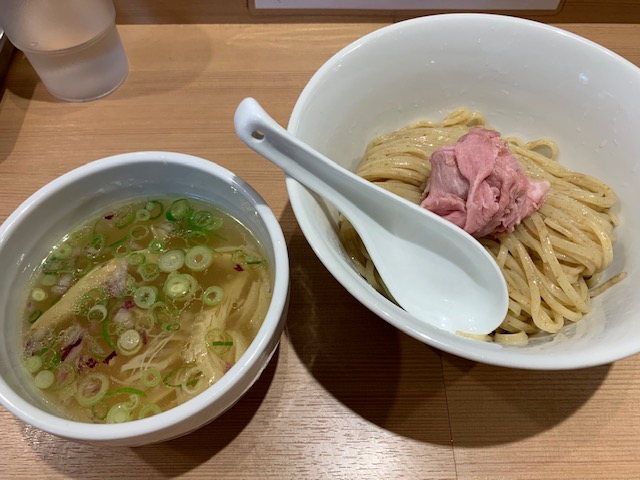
[234,98,508,335]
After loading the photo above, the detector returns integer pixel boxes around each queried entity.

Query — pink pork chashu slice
[420,127,550,238]
[30,258,128,331]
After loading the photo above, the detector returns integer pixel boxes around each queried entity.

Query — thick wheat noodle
[339,108,623,344]
[589,272,628,297]
[531,214,590,311]
[503,315,538,334]
[507,299,522,317]
[494,330,529,345]
[507,236,563,333]
[542,207,601,248]
[501,236,556,326]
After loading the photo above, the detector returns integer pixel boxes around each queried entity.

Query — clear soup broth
[21,197,272,423]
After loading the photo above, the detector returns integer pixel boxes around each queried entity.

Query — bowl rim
[285,13,640,370]
[0,151,290,443]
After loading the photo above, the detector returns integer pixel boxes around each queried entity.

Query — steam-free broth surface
[21,197,272,423]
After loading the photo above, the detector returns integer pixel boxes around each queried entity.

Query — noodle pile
[338,109,625,344]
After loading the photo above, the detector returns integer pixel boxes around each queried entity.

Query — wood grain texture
[113,0,640,24]
[1,22,640,480]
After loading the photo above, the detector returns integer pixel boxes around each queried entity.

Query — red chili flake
[234,264,244,272]
[103,350,117,364]
[123,299,135,310]
[140,329,148,345]
[77,355,99,374]
[104,213,114,220]
[60,336,83,361]
[86,357,98,369]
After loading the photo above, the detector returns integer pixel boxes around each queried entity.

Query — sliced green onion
[164,364,203,391]
[162,366,183,387]
[141,368,161,387]
[40,274,58,287]
[137,262,160,282]
[122,392,143,410]
[145,200,164,220]
[147,238,165,255]
[232,249,263,266]
[127,252,146,266]
[87,304,108,322]
[158,249,185,272]
[202,286,223,306]
[28,310,42,324]
[166,198,193,222]
[31,288,47,302]
[39,347,60,369]
[42,257,68,274]
[124,274,138,296]
[23,355,43,373]
[65,228,90,247]
[150,301,176,322]
[135,313,155,332]
[163,274,194,301]
[76,372,109,407]
[106,402,133,424]
[133,286,157,309]
[109,317,129,336]
[181,365,206,396]
[138,404,162,419]
[130,225,150,241]
[102,318,115,349]
[190,210,222,231]
[110,239,131,257]
[52,242,73,259]
[117,329,142,356]
[185,245,213,272]
[34,370,55,389]
[162,322,180,331]
[205,216,222,230]
[86,234,106,257]
[91,402,109,421]
[205,329,234,356]
[135,208,151,222]
[190,210,213,229]
[74,288,109,315]
[115,208,135,229]
[106,387,147,399]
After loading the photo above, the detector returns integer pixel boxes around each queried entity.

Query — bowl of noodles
[0,151,289,446]
[286,13,638,369]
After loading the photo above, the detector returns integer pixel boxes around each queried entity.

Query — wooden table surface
[1,21,640,480]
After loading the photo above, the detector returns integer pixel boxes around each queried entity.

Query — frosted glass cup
[0,0,128,102]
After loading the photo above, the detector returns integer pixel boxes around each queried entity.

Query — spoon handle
[234,97,379,221]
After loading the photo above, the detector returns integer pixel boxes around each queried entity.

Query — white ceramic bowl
[286,13,640,370]
[0,152,289,446]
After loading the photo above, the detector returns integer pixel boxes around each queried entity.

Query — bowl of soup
[285,13,640,369]
[0,151,289,445]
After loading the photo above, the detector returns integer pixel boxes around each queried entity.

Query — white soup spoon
[234,97,508,335]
